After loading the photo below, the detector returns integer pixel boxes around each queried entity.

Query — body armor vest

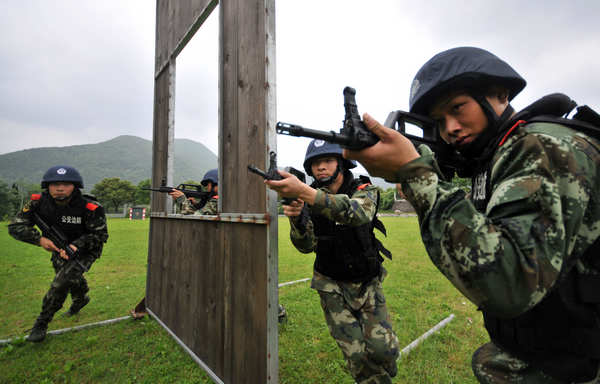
[312,175,390,283]
[36,189,91,243]
[469,95,600,381]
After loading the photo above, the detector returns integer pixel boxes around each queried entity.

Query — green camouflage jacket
[289,181,379,292]
[392,122,600,317]
[8,192,109,258]
[176,195,218,215]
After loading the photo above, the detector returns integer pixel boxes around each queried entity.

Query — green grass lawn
[0,217,488,383]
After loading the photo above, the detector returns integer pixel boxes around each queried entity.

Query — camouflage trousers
[317,275,399,384]
[472,342,600,384]
[37,253,95,324]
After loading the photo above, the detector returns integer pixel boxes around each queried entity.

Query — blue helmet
[303,139,356,176]
[41,165,84,189]
[201,169,218,186]
[409,47,526,115]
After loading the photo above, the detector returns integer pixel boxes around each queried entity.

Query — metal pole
[0,315,132,345]
[399,314,455,358]
[278,277,310,288]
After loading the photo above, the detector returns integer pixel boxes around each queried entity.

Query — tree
[0,180,16,220]
[0,180,40,220]
[378,187,396,212]
[91,177,137,212]
[135,179,151,206]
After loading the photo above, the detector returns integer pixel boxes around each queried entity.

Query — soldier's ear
[487,85,509,104]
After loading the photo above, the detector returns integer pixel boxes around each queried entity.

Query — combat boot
[27,319,48,343]
[65,295,90,317]
[278,304,287,324]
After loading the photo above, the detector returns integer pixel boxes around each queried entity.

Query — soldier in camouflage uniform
[345,47,600,383]
[8,165,108,342]
[266,140,399,384]
[169,168,219,215]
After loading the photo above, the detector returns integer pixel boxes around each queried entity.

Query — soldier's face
[311,157,339,180]
[48,182,75,201]
[429,93,489,148]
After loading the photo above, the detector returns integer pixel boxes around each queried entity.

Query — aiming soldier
[130,168,221,320]
[265,140,399,384]
[345,47,600,383]
[169,168,219,215]
[8,165,108,342]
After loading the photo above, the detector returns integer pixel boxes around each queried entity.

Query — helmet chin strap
[459,92,514,159]
[314,165,342,187]
[53,194,73,205]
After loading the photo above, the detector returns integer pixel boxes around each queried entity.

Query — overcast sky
[2,0,599,176]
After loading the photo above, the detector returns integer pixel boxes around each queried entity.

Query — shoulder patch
[357,183,371,190]
[30,193,41,201]
[86,202,99,211]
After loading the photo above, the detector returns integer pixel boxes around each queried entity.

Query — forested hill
[0,135,218,190]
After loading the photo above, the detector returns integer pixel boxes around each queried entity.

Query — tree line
[0,178,155,220]
[1,176,471,220]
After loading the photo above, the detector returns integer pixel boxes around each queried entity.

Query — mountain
[0,135,218,190]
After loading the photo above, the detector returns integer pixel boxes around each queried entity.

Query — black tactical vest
[312,175,390,283]
[36,189,92,242]
[470,96,600,381]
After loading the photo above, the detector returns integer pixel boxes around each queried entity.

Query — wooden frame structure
[146,1,278,383]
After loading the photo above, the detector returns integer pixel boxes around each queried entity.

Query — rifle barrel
[276,122,354,146]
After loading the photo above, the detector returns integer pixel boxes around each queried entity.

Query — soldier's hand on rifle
[282,199,305,217]
[343,113,420,181]
[57,244,77,260]
[39,236,60,253]
[265,170,317,205]
[168,189,184,200]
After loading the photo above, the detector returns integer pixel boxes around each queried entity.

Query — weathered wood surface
[155,0,218,75]
[147,218,269,382]
[148,1,278,383]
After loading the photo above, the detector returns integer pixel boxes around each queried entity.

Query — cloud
[0,1,156,154]
[1,0,599,179]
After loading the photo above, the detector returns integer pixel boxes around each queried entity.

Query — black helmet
[409,47,526,115]
[201,169,218,186]
[303,140,356,176]
[41,165,84,189]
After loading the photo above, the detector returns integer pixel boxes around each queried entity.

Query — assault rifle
[248,151,306,205]
[142,180,212,208]
[32,212,88,271]
[276,86,439,151]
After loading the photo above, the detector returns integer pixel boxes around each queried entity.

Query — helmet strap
[314,164,342,188]
[459,91,514,159]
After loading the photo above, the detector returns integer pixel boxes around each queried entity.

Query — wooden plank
[149,0,278,382]
[155,0,217,76]
[219,1,279,382]
[150,63,175,214]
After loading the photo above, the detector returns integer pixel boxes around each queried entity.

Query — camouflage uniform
[176,194,218,215]
[290,181,399,384]
[392,121,600,382]
[8,189,108,334]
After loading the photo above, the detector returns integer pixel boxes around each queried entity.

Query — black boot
[278,304,287,324]
[64,295,90,317]
[27,319,48,343]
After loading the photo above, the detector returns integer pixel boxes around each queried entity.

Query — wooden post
[147,1,278,383]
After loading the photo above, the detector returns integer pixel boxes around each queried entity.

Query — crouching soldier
[8,165,108,342]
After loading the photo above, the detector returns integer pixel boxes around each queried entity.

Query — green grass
[0,217,488,383]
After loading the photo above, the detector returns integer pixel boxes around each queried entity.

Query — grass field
[0,217,488,383]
